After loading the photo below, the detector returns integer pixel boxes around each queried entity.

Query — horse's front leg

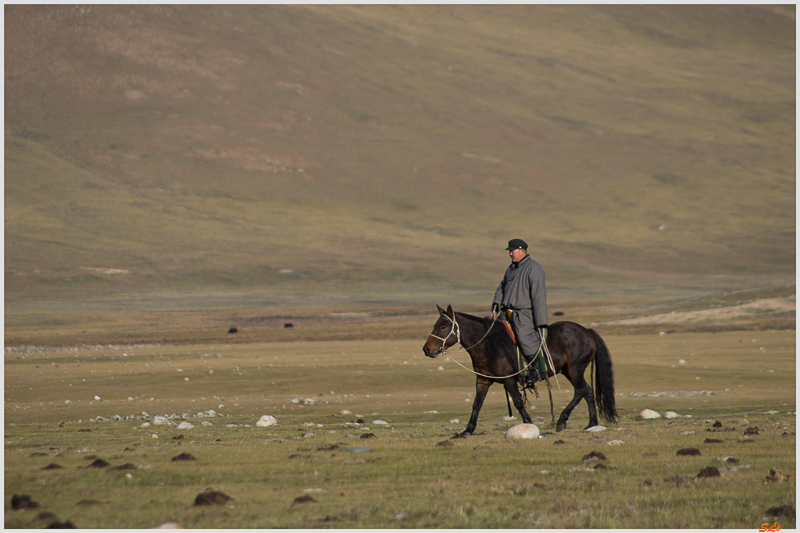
[462,377,492,435]
[503,378,532,424]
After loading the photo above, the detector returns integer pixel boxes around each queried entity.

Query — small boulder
[505,423,540,439]
[664,411,681,419]
[256,415,277,427]
[176,422,194,430]
[637,409,661,420]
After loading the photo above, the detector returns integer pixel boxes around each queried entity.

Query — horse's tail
[590,329,618,423]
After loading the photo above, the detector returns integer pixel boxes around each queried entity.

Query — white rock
[585,425,606,432]
[450,419,459,424]
[607,440,624,445]
[256,415,277,427]
[94,395,102,401]
[505,423,540,439]
[664,411,681,419]
[140,422,152,428]
[201,421,213,426]
[152,416,175,426]
[152,521,183,529]
[303,398,316,405]
[500,416,517,421]
[372,420,389,425]
[176,422,194,429]
[339,410,352,415]
[637,409,661,420]
[152,434,159,439]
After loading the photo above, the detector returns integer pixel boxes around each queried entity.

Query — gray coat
[492,254,548,356]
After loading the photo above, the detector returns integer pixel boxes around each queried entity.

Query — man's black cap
[505,238,528,251]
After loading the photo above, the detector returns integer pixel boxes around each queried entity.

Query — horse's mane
[457,312,517,365]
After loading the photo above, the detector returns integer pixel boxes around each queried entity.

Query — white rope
[426,312,543,380]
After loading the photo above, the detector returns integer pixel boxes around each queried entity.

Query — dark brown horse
[423,305,617,434]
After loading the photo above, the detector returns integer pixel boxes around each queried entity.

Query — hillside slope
[5,5,795,310]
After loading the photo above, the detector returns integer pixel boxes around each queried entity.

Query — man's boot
[524,358,544,387]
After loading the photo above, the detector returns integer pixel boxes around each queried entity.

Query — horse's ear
[436,304,445,315]
[445,304,454,318]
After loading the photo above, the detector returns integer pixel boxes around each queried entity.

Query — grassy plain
[5,329,795,529]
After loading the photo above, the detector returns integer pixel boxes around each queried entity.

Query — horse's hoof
[460,429,474,436]
[556,423,566,432]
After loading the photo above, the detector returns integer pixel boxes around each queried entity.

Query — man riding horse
[491,238,548,388]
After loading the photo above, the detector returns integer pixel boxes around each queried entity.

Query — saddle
[499,313,548,378]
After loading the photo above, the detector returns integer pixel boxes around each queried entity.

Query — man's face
[509,248,527,263]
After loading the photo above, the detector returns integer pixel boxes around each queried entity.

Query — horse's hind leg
[556,374,597,432]
[503,379,532,424]
[582,384,600,430]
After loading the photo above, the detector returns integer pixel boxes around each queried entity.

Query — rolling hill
[4,5,795,322]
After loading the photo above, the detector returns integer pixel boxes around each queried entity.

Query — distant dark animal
[228,327,238,334]
[284,323,294,328]
[423,305,617,434]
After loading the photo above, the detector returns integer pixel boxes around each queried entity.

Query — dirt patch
[593,296,794,327]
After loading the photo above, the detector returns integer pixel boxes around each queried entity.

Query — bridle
[427,310,558,385]
[426,312,461,355]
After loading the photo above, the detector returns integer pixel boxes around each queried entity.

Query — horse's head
[423,304,459,358]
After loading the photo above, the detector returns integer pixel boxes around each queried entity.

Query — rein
[428,312,537,380]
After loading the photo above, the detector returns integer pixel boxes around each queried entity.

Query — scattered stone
[47,520,77,528]
[11,494,41,510]
[765,469,791,483]
[677,448,701,456]
[680,431,695,435]
[585,425,606,432]
[505,423,540,439]
[500,415,516,421]
[34,511,58,522]
[664,411,681,419]
[765,505,795,518]
[201,421,213,427]
[371,420,389,425]
[717,456,739,464]
[637,409,661,420]
[194,490,233,506]
[607,440,624,446]
[696,466,721,478]
[176,422,194,430]
[256,415,277,427]
[141,422,152,428]
[42,463,64,470]
[339,410,352,415]
[152,416,174,426]
[76,500,105,506]
[153,521,183,529]
[172,453,197,462]
[582,451,607,463]
[292,495,316,506]
[719,464,751,473]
